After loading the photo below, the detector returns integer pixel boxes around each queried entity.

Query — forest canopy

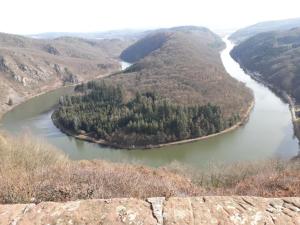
[52,81,240,148]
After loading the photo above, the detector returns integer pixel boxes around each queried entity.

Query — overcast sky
[1,0,300,34]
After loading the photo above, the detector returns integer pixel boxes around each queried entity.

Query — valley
[1,37,298,167]
[0,23,299,218]
[0,0,300,221]
[1,0,300,222]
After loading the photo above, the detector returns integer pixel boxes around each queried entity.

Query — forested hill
[231,28,300,103]
[53,26,253,148]
[230,18,300,44]
[109,26,252,119]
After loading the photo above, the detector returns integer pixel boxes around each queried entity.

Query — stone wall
[0,196,299,225]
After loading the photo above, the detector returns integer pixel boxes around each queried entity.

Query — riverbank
[52,100,255,150]
[0,83,72,121]
[0,69,119,122]
[0,58,133,122]
[233,59,300,142]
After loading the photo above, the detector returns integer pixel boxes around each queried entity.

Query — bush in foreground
[0,133,197,203]
[166,159,300,197]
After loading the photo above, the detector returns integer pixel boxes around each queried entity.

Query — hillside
[230,17,300,43]
[110,27,252,119]
[53,27,253,148]
[231,28,300,103]
[120,26,224,62]
[0,32,132,116]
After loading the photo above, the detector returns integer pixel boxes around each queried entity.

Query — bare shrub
[0,132,298,204]
[0,132,69,203]
[165,159,300,197]
[0,133,197,204]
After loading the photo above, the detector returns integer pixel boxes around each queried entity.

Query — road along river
[1,38,299,167]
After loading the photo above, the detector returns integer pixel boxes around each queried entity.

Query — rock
[163,197,300,225]
[147,197,165,225]
[0,197,299,225]
[0,198,156,225]
[0,56,9,72]
[63,68,79,84]
[44,44,60,55]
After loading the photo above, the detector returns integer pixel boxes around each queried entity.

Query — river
[1,38,299,167]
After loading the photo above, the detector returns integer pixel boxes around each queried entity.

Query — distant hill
[0,32,132,115]
[120,26,224,63]
[231,28,300,103]
[30,29,146,40]
[30,27,210,41]
[120,32,169,63]
[230,18,300,43]
[110,26,252,119]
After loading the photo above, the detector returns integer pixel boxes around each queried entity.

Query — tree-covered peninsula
[52,81,240,148]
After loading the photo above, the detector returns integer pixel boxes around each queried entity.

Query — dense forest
[52,81,240,148]
[231,27,300,103]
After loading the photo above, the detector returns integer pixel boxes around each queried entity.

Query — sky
[1,0,300,34]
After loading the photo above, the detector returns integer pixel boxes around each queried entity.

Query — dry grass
[166,159,300,197]
[0,133,197,204]
[0,133,69,203]
[0,132,299,204]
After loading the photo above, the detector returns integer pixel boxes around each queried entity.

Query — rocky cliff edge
[0,196,299,225]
